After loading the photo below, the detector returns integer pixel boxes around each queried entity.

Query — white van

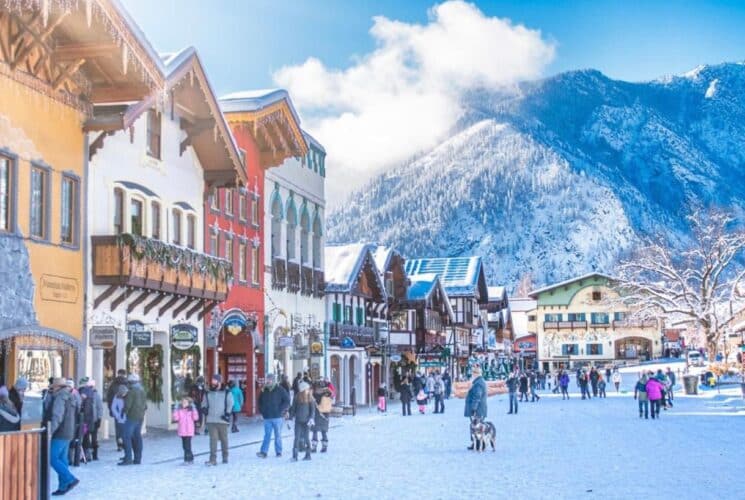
[687,351,703,367]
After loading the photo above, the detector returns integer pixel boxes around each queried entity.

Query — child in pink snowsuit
[377,384,386,412]
[172,397,200,464]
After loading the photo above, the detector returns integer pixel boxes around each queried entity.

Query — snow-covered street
[68,376,745,500]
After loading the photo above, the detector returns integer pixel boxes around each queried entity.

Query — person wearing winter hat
[48,377,80,495]
[79,379,104,461]
[120,373,147,465]
[189,375,208,435]
[289,380,315,461]
[111,385,128,460]
[257,373,291,458]
[9,377,28,420]
[203,373,233,466]
[105,369,129,450]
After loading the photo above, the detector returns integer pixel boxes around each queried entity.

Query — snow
[324,243,373,291]
[406,273,439,301]
[405,256,483,297]
[509,297,537,312]
[705,78,719,98]
[68,375,745,499]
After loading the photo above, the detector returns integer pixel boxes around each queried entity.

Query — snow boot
[311,440,318,453]
[321,441,328,453]
[303,449,311,461]
[92,446,99,461]
[292,448,298,461]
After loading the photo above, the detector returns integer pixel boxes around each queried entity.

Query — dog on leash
[469,415,496,452]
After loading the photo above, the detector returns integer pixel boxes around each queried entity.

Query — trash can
[683,375,698,395]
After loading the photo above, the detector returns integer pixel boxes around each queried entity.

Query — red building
[205,90,306,415]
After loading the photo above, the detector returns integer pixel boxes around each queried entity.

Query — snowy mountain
[326,63,745,290]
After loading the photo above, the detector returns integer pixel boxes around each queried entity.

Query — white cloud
[273,0,555,205]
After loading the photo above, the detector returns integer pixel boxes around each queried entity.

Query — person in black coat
[256,374,291,458]
[399,377,412,416]
[289,381,315,461]
[518,372,529,402]
[442,370,452,399]
[589,367,600,397]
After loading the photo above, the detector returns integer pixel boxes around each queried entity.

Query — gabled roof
[406,274,455,322]
[303,130,326,154]
[487,286,507,302]
[324,244,386,299]
[528,272,614,298]
[405,256,488,301]
[509,297,537,312]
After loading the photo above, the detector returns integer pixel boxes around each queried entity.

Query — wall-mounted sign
[221,309,258,336]
[40,274,79,303]
[390,354,402,363]
[171,324,198,350]
[291,346,309,360]
[90,326,117,349]
[278,336,294,348]
[341,336,356,349]
[128,321,153,348]
[310,341,324,357]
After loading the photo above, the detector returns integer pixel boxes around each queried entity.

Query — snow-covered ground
[67,379,745,500]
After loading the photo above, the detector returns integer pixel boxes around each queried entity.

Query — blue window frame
[544,313,563,322]
[561,344,579,355]
[567,313,586,322]
[591,313,609,325]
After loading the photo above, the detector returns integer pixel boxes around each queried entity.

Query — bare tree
[615,209,745,363]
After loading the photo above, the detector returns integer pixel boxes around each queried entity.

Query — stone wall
[0,234,36,330]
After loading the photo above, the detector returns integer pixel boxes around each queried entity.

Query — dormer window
[146,109,161,160]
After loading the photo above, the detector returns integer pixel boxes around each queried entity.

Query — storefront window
[171,347,200,401]
[12,336,70,394]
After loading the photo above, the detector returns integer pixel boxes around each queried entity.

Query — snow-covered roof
[303,130,326,154]
[406,274,455,321]
[509,297,537,312]
[373,246,393,275]
[324,243,386,297]
[528,272,614,298]
[405,256,487,299]
[487,286,506,301]
[219,89,302,127]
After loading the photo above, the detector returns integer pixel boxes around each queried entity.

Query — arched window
[312,214,322,269]
[271,195,282,259]
[300,209,310,264]
[286,201,297,261]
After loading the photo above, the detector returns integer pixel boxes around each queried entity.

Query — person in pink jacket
[645,374,664,420]
[172,397,200,464]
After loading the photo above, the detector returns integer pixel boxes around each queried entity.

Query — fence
[0,427,49,500]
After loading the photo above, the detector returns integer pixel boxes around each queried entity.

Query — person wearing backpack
[311,379,333,453]
[203,374,233,466]
[433,371,445,414]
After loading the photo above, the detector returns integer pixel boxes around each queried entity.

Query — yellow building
[528,273,661,371]
[0,1,162,391]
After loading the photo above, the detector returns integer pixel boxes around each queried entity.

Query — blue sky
[122,0,745,96]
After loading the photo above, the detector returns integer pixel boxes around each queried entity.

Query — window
[586,343,603,355]
[356,307,364,326]
[527,315,536,321]
[250,195,259,226]
[271,196,282,258]
[209,233,218,257]
[224,237,233,263]
[239,194,247,221]
[0,155,13,232]
[112,188,124,234]
[567,313,586,322]
[286,206,297,261]
[224,189,233,216]
[186,214,196,249]
[60,176,77,245]
[561,344,579,355]
[171,208,181,245]
[151,201,161,239]
[128,198,143,236]
[591,312,609,325]
[300,211,309,264]
[30,166,49,239]
[592,291,602,301]
[332,303,342,323]
[312,216,322,268]
[544,313,563,322]
[238,242,247,282]
[344,305,352,325]
[251,245,260,284]
[146,109,161,159]
[613,312,626,322]
[209,187,219,211]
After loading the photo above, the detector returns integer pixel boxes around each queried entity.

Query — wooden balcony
[301,266,314,296]
[313,270,325,298]
[271,257,286,289]
[91,235,231,301]
[287,261,300,293]
[558,321,588,329]
[328,323,374,347]
[544,321,559,329]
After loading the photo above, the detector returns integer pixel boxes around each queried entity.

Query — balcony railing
[271,257,286,289]
[287,261,300,293]
[590,320,611,327]
[313,270,325,298]
[613,319,658,328]
[328,322,374,347]
[544,321,559,329]
[91,235,231,301]
[301,266,314,296]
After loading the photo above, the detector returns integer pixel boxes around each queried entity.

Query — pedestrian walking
[425,372,435,402]
[256,373,291,458]
[189,376,208,435]
[579,369,592,400]
[377,383,387,413]
[119,374,146,466]
[442,370,452,399]
[598,375,607,398]
[589,367,600,397]
[48,378,80,496]
[465,365,487,449]
[78,378,103,462]
[172,396,199,464]
[506,372,519,414]
[289,381,316,461]
[646,373,664,419]
[0,385,21,431]
[559,370,570,399]
[111,386,128,460]
[634,374,649,419]
[518,372,529,402]
[228,380,244,432]
[605,367,612,382]
[400,377,412,416]
[612,371,622,392]
[312,379,333,453]
[292,372,303,399]
[203,374,233,466]
[433,371,445,414]
[106,369,128,450]
[665,367,676,406]
[530,372,541,402]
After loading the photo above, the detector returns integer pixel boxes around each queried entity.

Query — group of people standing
[634,368,676,419]
[398,369,451,416]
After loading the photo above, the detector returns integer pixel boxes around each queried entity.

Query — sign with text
[40,274,79,303]
[127,321,153,348]
[171,324,198,350]
[90,326,117,349]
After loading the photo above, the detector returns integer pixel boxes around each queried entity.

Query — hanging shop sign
[341,336,356,349]
[310,341,324,357]
[90,326,117,349]
[390,354,402,363]
[278,336,294,348]
[127,321,153,348]
[221,309,258,336]
[291,346,309,360]
[171,324,198,350]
